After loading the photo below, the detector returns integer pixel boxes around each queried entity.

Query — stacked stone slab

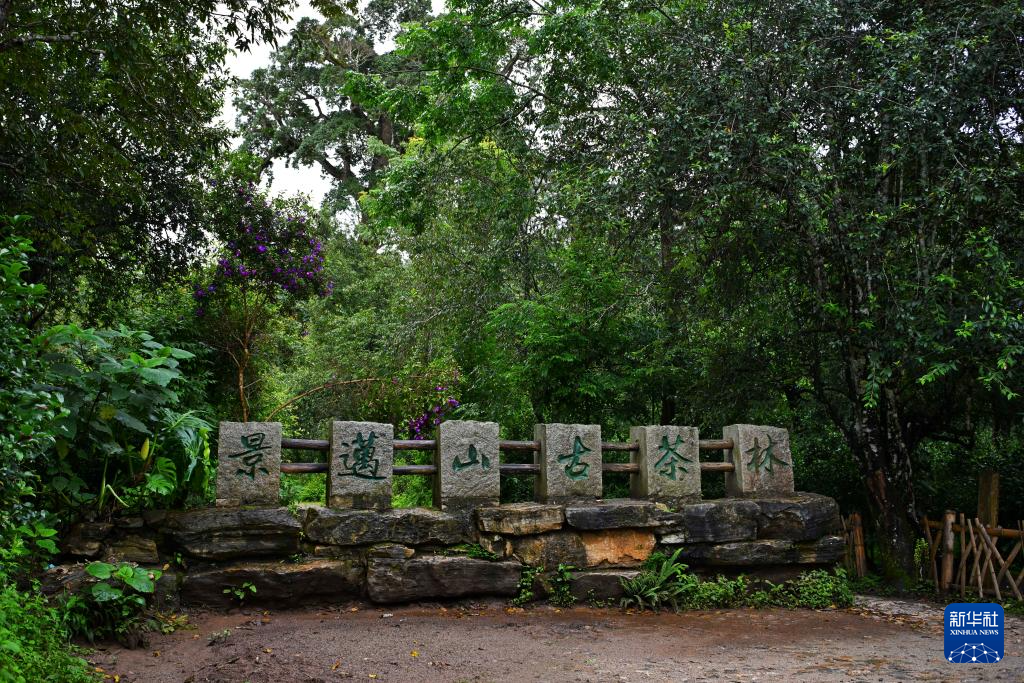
[629,425,701,502]
[435,420,500,511]
[328,421,394,509]
[534,423,602,503]
[216,421,282,506]
[723,424,795,496]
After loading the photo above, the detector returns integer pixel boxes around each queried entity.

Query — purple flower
[448,398,459,407]
[257,245,267,253]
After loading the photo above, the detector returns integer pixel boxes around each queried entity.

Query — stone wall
[44,420,844,607]
[56,493,843,606]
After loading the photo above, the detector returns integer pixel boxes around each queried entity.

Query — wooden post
[977,470,999,528]
[851,512,867,578]
[941,511,955,593]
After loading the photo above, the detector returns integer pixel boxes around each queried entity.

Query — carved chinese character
[744,434,789,475]
[655,434,693,480]
[337,431,385,480]
[453,444,491,472]
[557,436,591,480]
[229,432,271,479]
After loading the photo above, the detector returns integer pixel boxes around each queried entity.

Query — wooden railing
[279,437,737,476]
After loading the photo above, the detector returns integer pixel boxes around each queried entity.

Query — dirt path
[88,597,1023,682]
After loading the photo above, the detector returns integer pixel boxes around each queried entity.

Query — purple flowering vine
[194,181,334,310]
[406,385,462,439]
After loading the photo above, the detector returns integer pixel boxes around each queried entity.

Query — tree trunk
[850,388,920,581]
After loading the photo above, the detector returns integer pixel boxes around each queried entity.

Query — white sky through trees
[221,1,447,208]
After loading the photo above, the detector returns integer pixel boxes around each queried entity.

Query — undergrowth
[620,550,854,612]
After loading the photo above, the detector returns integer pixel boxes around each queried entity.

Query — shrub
[0,581,94,683]
[622,551,853,612]
[63,561,163,647]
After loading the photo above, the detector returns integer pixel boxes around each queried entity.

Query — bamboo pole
[958,512,968,598]
[941,511,955,593]
[923,515,939,589]
[974,519,1004,601]
[977,470,1000,528]
[967,520,983,596]
[925,519,1024,540]
[851,512,867,578]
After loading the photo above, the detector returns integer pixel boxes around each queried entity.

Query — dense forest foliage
[1,0,1022,676]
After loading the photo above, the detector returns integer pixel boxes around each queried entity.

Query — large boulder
[504,529,656,568]
[564,501,662,530]
[506,531,587,567]
[104,535,160,564]
[160,507,301,560]
[477,503,564,535]
[181,559,363,606]
[670,535,845,566]
[752,493,841,541]
[366,555,521,603]
[655,500,759,544]
[304,507,472,546]
[580,529,656,567]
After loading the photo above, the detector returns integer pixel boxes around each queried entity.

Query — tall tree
[233,0,431,216]
[0,0,292,319]
[354,0,1024,574]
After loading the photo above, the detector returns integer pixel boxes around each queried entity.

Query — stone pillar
[435,420,500,511]
[328,421,393,510]
[534,423,602,503]
[216,421,282,506]
[629,425,701,502]
[723,424,794,496]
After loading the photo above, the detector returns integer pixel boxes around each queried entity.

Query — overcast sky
[221,1,332,205]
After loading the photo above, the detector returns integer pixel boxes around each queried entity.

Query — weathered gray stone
[435,420,500,511]
[216,421,282,506]
[181,559,364,606]
[366,555,520,603]
[670,535,845,566]
[114,516,144,529]
[327,421,393,509]
[723,424,795,496]
[799,535,845,564]
[161,507,300,560]
[478,534,511,558]
[367,543,415,560]
[506,531,587,568]
[153,571,181,611]
[570,569,640,602]
[565,501,662,530]
[655,500,760,544]
[104,535,160,564]
[753,493,841,541]
[630,425,701,502]
[63,522,113,558]
[535,423,602,503]
[477,503,564,535]
[304,507,472,546]
[672,539,795,565]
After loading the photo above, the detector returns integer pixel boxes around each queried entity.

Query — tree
[233,0,432,216]
[196,162,333,421]
[0,0,292,319]
[353,0,1024,574]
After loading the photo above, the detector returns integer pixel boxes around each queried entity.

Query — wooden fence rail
[278,437,737,476]
[922,513,1024,600]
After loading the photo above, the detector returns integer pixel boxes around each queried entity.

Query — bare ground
[87,597,1024,682]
